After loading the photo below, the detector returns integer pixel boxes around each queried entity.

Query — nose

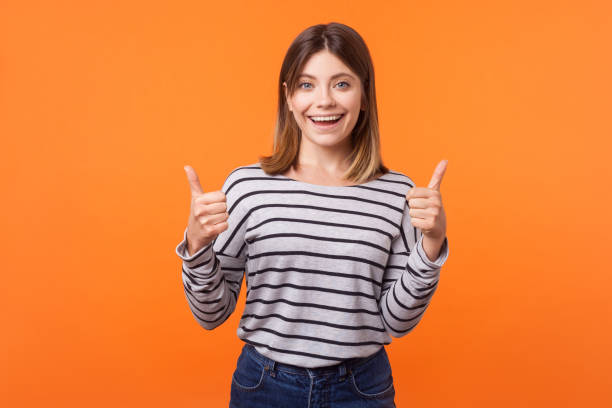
[315,86,336,108]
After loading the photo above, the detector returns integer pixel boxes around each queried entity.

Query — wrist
[186,234,210,257]
[422,234,446,262]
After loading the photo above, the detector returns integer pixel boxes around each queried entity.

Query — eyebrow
[299,72,357,80]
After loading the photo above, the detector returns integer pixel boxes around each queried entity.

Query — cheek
[290,94,310,112]
[338,92,362,111]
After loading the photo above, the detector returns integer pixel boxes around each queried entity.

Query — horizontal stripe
[247,282,378,299]
[247,217,394,240]
[248,232,390,253]
[247,250,387,270]
[247,266,382,287]
[239,312,385,332]
[239,325,386,347]
[244,297,379,315]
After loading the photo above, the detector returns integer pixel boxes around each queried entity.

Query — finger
[408,208,429,219]
[427,159,448,191]
[194,199,227,215]
[202,211,229,225]
[195,191,226,205]
[406,197,430,209]
[410,218,430,231]
[406,187,436,199]
[184,165,204,195]
[410,216,426,227]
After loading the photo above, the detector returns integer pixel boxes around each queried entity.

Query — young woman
[177,22,449,407]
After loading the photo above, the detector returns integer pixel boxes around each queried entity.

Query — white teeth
[310,115,342,122]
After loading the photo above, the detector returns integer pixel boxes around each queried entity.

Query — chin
[303,132,350,147]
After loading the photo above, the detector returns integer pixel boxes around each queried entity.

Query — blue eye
[298,81,350,89]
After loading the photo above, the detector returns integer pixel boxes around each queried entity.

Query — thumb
[427,159,448,191]
[184,165,204,195]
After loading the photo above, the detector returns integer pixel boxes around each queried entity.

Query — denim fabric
[229,343,396,408]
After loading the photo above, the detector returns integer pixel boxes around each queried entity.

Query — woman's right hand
[183,165,229,256]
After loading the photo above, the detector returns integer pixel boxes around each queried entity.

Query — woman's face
[284,50,365,150]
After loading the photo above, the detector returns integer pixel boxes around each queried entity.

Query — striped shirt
[175,162,449,368]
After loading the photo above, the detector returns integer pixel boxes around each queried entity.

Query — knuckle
[197,206,209,217]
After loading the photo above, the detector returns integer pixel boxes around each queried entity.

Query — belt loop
[338,362,347,382]
[269,360,276,378]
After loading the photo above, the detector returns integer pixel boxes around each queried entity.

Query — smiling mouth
[308,114,345,126]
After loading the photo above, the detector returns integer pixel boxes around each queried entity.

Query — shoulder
[221,161,270,197]
[378,169,416,194]
[223,161,263,184]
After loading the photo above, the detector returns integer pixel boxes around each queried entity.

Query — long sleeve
[378,196,449,337]
[175,173,249,330]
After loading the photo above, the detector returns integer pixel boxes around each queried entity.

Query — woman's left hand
[405,160,448,241]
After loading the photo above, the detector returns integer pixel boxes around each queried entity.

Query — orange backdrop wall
[1,0,611,406]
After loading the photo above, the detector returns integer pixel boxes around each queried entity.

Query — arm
[422,234,447,262]
[175,175,249,330]
[378,199,449,337]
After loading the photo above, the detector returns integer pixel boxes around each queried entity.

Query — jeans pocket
[231,347,267,392]
[349,348,395,399]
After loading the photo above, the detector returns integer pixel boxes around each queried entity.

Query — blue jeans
[229,343,396,407]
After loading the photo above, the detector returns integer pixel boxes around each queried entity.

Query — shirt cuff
[415,234,449,270]
[175,226,214,268]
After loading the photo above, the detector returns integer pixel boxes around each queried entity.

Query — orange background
[1,0,611,406]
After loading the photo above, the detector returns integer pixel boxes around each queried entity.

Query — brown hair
[258,22,389,184]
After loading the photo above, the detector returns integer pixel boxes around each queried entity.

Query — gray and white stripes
[176,162,449,368]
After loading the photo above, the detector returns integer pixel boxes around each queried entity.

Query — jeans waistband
[242,342,385,378]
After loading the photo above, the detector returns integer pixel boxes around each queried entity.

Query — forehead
[298,50,357,80]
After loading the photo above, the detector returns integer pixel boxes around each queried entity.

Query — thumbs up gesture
[405,160,448,242]
[183,165,230,256]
